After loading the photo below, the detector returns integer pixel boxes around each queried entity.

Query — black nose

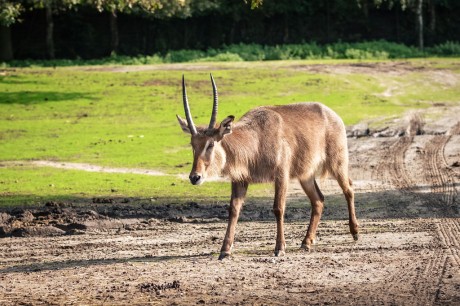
[189,174,201,185]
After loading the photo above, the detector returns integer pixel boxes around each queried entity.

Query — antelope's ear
[218,115,234,137]
[176,114,191,134]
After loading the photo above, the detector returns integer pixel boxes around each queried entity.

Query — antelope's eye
[207,142,214,150]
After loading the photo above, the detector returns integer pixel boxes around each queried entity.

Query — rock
[372,128,399,138]
[0,212,11,224]
[84,210,100,219]
[348,123,370,138]
[0,225,11,236]
[19,210,34,223]
[397,129,405,137]
[168,216,188,223]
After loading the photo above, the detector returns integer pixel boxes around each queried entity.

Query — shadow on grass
[0,91,95,105]
[0,75,47,85]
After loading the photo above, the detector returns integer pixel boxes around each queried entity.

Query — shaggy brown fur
[178,99,359,260]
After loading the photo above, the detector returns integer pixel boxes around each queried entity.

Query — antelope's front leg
[219,181,248,260]
[273,175,288,256]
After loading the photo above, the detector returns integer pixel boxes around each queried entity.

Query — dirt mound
[0,204,136,237]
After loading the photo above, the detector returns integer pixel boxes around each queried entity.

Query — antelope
[176,74,359,260]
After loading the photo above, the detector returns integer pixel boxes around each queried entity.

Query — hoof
[218,252,231,260]
[300,244,312,252]
[274,250,285,257]
[352,233,359,241]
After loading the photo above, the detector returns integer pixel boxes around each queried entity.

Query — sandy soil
[1,64,460,305]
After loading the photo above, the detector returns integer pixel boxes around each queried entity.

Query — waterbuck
[176,74,359,260]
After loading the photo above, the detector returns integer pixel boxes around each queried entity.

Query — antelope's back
[239,102,348,178]
[272,102,345,133]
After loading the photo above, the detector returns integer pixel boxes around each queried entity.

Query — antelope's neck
[218,128,258,182]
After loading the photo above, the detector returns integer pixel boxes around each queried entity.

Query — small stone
[19,210,34,222]
[0,212,11,224]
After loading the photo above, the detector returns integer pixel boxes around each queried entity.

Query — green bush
[194,52,244,62]
[164,49,206,63]
[221,43,266,61]
[428,41,460,56]
[343,48,389,60]
[2,40,459,67]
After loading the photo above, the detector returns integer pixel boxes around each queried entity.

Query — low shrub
[164,49,206,63]
[2,40,459,67]
[194,52,244,62]
[428,41,460,56]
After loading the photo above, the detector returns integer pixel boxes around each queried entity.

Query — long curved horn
[182,75,197,135]
[208,73,218,130]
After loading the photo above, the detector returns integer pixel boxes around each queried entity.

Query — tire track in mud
[374,131,459,304]
[436,218,460,266]
[374,136,415,195]
[374,236,443,305]
[388,136,416,192]
[432,251,450,304]
[449,122,460,136]
[434,218,460,304]
[420,124,460,304]
[409,249,447,306]
[358,239,444,305]
[422,133,458,214]
[375,123,460,213]
[422,125,460,302]
[444,122,460,180]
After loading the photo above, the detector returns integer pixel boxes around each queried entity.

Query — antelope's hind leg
[299,178,324,251]
[337,176,359,240]
[273,175,288,257]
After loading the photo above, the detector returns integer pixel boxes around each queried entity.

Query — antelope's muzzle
[189,173,203,185]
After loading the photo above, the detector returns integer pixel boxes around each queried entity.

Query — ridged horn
[182,75,197,135]
[208,73,218,130]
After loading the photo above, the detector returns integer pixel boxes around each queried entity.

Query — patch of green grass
[1,59,459,206]
[0,165,273,207]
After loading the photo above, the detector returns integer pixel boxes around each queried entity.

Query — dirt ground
[1,64,460,305]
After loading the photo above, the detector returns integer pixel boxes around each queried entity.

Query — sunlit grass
[1,58,459,206]
[0,165,273,207]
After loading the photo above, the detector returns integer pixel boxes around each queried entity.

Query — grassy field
[1,58,459,206]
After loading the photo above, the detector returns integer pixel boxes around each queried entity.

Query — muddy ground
[1,66,460,304]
